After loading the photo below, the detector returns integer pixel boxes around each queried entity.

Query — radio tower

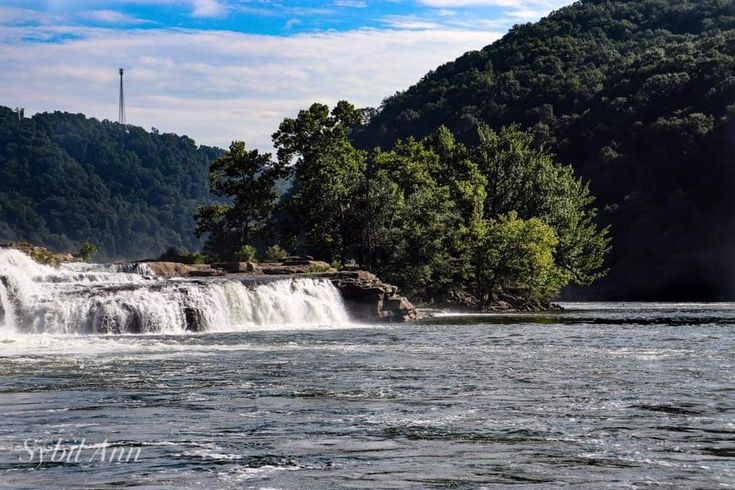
[118,68,126,125]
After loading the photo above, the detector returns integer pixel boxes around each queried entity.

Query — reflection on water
[0,303,733,487]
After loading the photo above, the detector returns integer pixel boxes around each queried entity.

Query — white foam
[0,249,350,336]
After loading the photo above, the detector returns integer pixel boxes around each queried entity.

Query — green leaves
[273,101,367,262]
[201,102,608,305]
[79,241,98,262]
[195,141,282,261]
[473,212,566,304]
[350,0,735,299]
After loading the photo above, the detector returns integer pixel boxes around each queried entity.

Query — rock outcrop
[140,261,222,278]
[0,241,77,266]
[211,261,260,274]
[139,260,416,322]
[323,271,418,323]
[260,260,333,275]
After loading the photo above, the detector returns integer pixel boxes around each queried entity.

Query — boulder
[184,307,207,332]
[324,270,417,323]
[261,264,308,275]
[260,260,333,275]
[282,255,316,266]
[384,296,419,322]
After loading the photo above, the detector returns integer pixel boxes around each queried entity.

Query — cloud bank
[0,25,500,150]
[0,0,574,150]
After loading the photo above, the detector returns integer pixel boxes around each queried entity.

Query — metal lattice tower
[118,68,126,125]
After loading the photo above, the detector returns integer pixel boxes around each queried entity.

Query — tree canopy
[197,101,609,304]
[0,107,220,259]
[354,0,735,300]
[195,141,285,260]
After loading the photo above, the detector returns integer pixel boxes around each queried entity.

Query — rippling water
[0,303,733,488]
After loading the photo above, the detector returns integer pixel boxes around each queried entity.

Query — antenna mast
[118,68,126,125]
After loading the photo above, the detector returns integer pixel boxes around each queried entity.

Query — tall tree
[469,125,610,286]
[195,141,284,260]
[273,101,367,261]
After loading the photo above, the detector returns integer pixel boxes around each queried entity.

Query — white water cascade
[0,249,349,335]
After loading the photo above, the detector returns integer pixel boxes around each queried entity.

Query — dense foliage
[0,107,220,259]
[354,0,735,300]
[194,141,286,260]
[199,102,609,304]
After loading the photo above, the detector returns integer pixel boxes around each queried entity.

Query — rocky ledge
[138,257,418,323]
[319,270,418,323]
[140,261,223,278]
[0,241,78,266]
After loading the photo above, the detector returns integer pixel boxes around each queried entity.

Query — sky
[0,0,573,150]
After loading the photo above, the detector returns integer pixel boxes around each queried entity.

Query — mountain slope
[355,0,735,300]
[0,107,221,259]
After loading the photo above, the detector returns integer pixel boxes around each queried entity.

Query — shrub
[307,262,332,273]
[237,245,258,262]
[79,241,98,262]
[158,247,208,264]
[264,244,288,262]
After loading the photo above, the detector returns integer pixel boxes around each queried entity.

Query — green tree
[472,212,566,304]
[353,0,735,300]
[469,124,610,286]
[273,101,367,262]
[195,141,284,260]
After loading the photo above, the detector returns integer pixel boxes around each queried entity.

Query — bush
[264,244,288,262]
[188,252,208,264]
[79,241,98,262]
[307,262,332,273]
[237,245,258,262]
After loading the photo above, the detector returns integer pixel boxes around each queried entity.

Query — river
[0,302,733,487]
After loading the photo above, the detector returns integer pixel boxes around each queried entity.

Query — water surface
[0,303,733,488]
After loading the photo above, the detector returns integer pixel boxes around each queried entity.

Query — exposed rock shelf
[136,258,418,323]
[319,271,418,323]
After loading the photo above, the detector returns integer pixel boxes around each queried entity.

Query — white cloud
[0,26,500,150]
[284,18,301,30]
[83,10,147,24]
[419,0,540,6]
[191,0,225,18]
[416,0,573,27]
[382,15,443,30]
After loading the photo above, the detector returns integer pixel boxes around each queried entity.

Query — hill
[0,107,221,259]
[355,0,735,300]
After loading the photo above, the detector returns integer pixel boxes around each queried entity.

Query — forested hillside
[0,107,220,259]
[355,0,735,300]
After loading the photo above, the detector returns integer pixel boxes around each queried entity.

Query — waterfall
[0,249,349,335]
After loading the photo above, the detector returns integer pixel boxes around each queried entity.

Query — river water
[0,303,733,488]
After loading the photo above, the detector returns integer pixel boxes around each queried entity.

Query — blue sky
[0,0,573,149]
